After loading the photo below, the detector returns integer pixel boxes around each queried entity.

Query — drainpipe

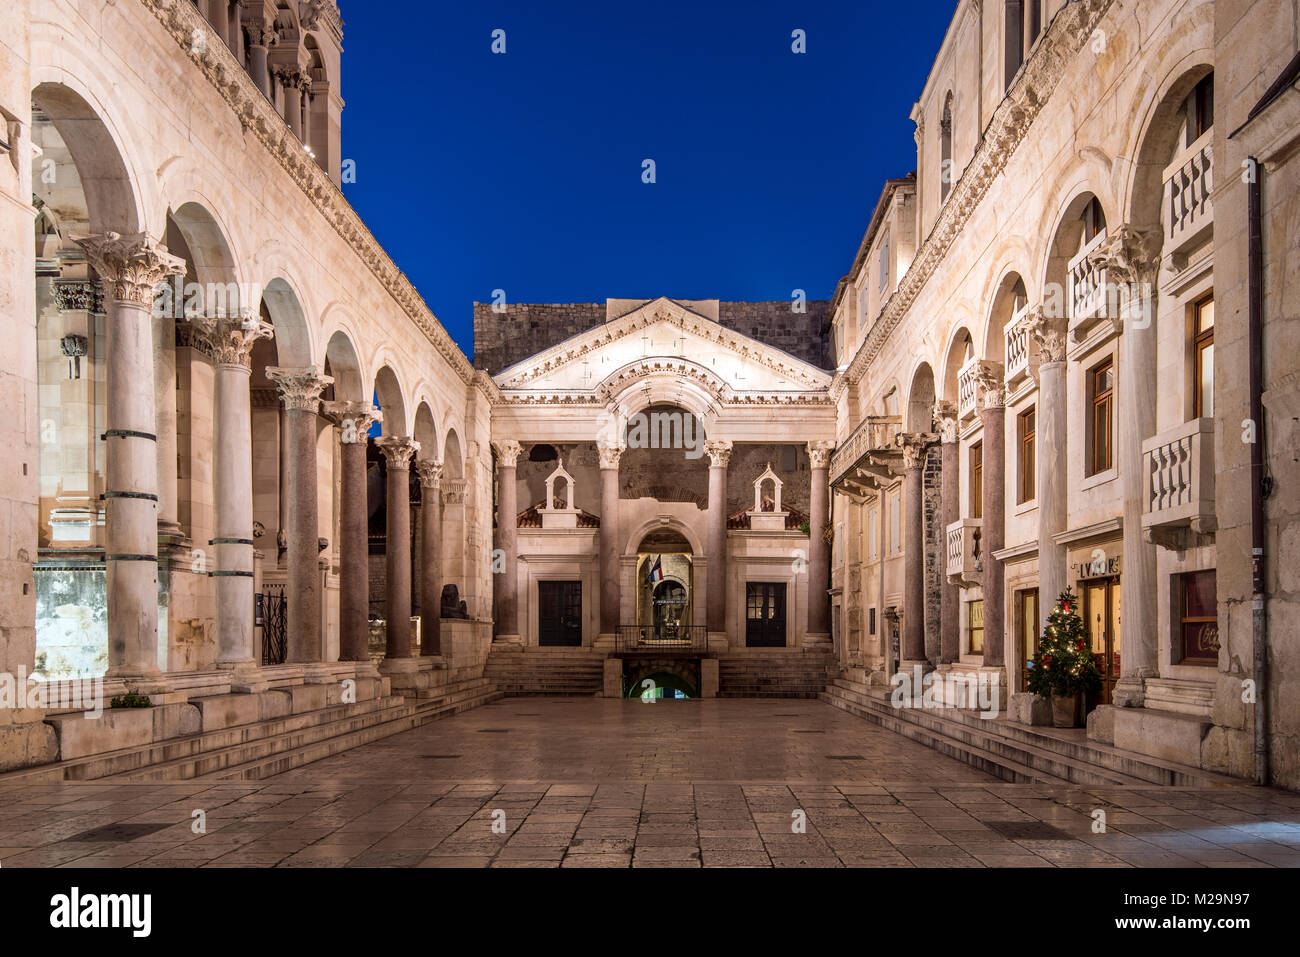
[1247,157,1269,787]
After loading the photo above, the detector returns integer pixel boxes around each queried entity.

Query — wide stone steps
[0,679,499,784]
[483,648,604,696]
[822,678,1234,788]
[718,653,832,698]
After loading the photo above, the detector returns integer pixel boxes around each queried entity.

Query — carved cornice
[807,440,835,470]
[72,232,185,306]
[188,312,274,367]
[266,365,332,411]
[493,439,523,468]
[374,435,419,470]
[704,440,733,468]
[832,0,1115,397]
[137,0,474,387]
[320,400,382,440]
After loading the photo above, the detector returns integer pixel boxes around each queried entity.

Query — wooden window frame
[1017,405,1036,504]
[1087,357,1114,476]
[969,441,984,519]
[1193,294,1214,419]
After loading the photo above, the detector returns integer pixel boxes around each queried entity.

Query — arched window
[940,93,954,203]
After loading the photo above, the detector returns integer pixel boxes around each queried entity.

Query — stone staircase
[822,676,1238,787]
[718,650,833,698]
[482,647,605,695]
[0,678,499,784]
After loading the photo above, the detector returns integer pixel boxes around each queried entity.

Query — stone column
[806,441,835,640]
[935,401,960,664]
[898,432,936,672]
[375,436,418,665]
[704,440,733,637]
[74,232,185,693]
[266,366,332,665]
[248,28,272,98]
[597,442,624,636]
[229,1,245,59]
[301,86,313,147]
[1028,308,1068,610]
[153,305,181,539]
[192,311,273,684]
[322,401,381,667]
[493,440,522,642]
[206,0,229,47]
[277,69,303,138]
[1094,226,1162,707]
[415,460,443,656]
[974,363,1007,670]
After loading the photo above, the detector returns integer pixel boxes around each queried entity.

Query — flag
[648,555,663,584]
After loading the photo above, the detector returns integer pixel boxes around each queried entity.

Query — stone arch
[413,403,439,461]
[163,201,243,318]
[981,270,1030,366]
[258,276,314,368]
[624,516,704,558]
[906,363,937,433]
[323,329,366,403]
[940,324,976,403]
[372,364,408,436]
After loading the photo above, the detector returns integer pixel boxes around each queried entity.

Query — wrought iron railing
[615,625,708,653]
[260,584,287,665]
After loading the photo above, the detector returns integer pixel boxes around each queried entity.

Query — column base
[803,632,831,649]
[219,662,270,694]
[707,631,728,652]
[341,658,382,679]
[378,657,421,675]
[492,634,524,648]
[593,632,616,651]
[1112,676,1148,708]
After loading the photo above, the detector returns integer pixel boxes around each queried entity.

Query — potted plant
[1025,587,1101,728]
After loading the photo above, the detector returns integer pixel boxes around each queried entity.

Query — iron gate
[261,584,287,665]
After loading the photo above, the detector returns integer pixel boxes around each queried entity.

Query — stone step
[717,653,832,698]
[822,679,1231,788]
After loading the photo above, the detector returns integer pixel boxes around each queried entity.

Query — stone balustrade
[945,517,982,587]
[1142,416,1216,549]
[1164,129,1214,253]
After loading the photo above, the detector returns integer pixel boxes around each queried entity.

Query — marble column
[974,363,1007,670]
[277,70,304,138]
[898,432,936,671]
[248,29,271,98]
[74,232,185,693]
[415,460,443,656]
[375,436,419,664]
[935,401,960,664]
[597,442,623,636]
[206,0,228,47]
[192,311,273,682]
[152,304,181,540]
[704,440,732,636]
[1028,308,1069,610]
[806,441,835,640]
[493,440,522,642]
[1095,226,1163,707]
[322,401,381,666]
[267,366,332,665]
[229,1,245,59]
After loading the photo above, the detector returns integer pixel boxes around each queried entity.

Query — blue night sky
[339,0,958,359]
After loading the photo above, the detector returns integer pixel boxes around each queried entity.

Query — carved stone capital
[704,439,733,469]
[1088,224,1163,288]
[596,442,624,470]
[189,312,274,367]
[415,460,444,490]
[72,232,185,306]
[321,401,382,441]
[933,400,959,444]
[807,440,836,470]
[896,432,937,471]
[1026,306,1067,363]
[375,435,419,470]
[441,478,467,504]
[50,279,100,314]
[266,366,332,412]
[493,440,523,469]
[971,361,1006,410]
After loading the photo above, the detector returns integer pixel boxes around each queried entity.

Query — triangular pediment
[493,297,831,395]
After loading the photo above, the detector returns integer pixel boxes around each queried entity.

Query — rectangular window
[888,490,901,555]
[867,507,879,562]
[1004,0,1024,88]
[1018,406,1036,504]
[1193,294,1214,419]
[967,599,985,655]
[1017,588,1039,691]
[869,607,877,636]
[1179,570,1219,664]
[1088,358,1114,475]
[970,441,983,519]
[1187,73,1214,144]
[878,232,890,292]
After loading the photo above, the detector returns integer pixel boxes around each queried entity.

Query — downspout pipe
[1247,157,1269,787]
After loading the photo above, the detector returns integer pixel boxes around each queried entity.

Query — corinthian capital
[321,401,382,442]
[375,435,419,470]
[493,440,523,468]
[807,440,836,470]
[896,432,937,470]
[415,460,444,490]
[933,400,958,444]
[704,439,733,469]
[189,311,274,367]
[1026,305,1067,364]
[971,360,1006,410]
[73,232,185,306]
[266,366,332,412]
[596,442,624,470]
[1088,224,1163,288]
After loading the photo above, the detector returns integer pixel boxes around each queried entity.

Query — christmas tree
[1026,587,1101,698]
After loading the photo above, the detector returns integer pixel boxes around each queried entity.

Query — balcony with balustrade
[1003,303,1034,390]
[957,358,980,422]
[1164,130,1213,263]
[1142,417,1215,549]
[1067,229,1109,342]
[946,518,982,587]
[830,415,903,499]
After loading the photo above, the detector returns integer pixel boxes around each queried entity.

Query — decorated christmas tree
[1026,587,1101,698]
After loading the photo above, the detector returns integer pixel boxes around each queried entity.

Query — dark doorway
[538,580,582,646]
[745,582,786,647]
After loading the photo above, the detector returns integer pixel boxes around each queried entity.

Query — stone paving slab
[0,698,1297,868]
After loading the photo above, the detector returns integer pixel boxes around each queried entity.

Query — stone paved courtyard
[2,698,1299,868]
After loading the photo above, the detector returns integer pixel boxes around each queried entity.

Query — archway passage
[624,668,699,699]
[629,528,697,648]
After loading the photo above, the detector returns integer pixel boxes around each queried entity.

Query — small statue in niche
[441,584,469,619]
